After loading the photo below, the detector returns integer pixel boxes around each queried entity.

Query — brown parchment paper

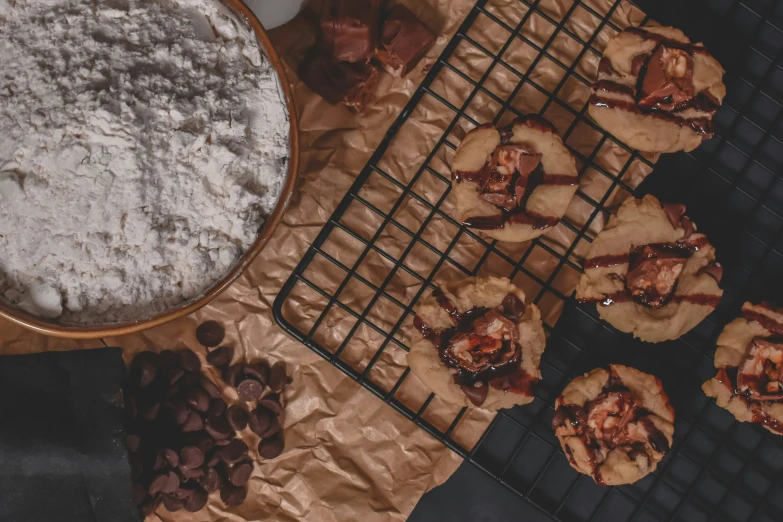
[0,0,658,520]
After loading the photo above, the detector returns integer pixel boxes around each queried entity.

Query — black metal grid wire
[272,0,783,520]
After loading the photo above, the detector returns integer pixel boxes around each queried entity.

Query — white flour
[0,0,290,323]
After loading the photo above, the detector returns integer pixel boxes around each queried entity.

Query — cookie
[407,276,546,411]
[702,302,783,436]
[450,115,579,243]
[552,365,674,486]
[576,196,723,342]
[588,26,725,153]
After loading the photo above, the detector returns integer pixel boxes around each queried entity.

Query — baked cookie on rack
[576,195,723,342]
[702,302,783,436]
[450,115,579,243]
[553,365,674,486]
[589,25,725,153]
[407,276,546,410]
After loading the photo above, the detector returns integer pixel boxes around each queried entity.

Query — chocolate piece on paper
[320,0,381,63]
[299,51,380,112]
[374,5,436,77]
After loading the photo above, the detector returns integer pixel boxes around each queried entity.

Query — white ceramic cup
[244,0,307,29]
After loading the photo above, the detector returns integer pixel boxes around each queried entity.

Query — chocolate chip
[130,455,143,480]
[138,362,157,388]
[220,439,248,464]
[141,400,161,420]
[183,487,208,512]
[199,467,222,493]
[206,346,234,368]
[139,495,162,516]
[236,378,264,402]
[158,349,179,368]
[161,494,184,512]
[196,321,225,348]
[206,448,221,468]
[131,351,160,373]
[166,398,191,425]
[179,465,205,479]
[180,445,205,469]
[243,362,269,385]
[162,366,185,386]
[208,397,227,417]
[171,486,193,500]
[126,433,140,453]
[125,394,138,419]
[228,462,253,487]
[224,364,245,388]
[179,349,201,372]
[220,484,247,506]
[182,411,205,432]
[260,417,282,439]
[257,394,283,416]
[155,448,179,469]
[132,483,147,505]
[149,470,179,495]
[205,415,233,440]
[226,405,248,431]
[268,364,287,392]
[258,433,285,459]
[185,386,211,413]
[177,371,202,391]
[199,377,221,398]
[248,407,273,437]
[185,433,214,454]
[214,437,232,446]
[460,383,488,407]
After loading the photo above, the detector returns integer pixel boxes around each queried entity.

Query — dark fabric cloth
[0,347,138,522]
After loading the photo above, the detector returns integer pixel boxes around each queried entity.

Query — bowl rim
[0,0,300,339]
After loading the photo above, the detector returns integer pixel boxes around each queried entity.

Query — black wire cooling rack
[273,0,783,520]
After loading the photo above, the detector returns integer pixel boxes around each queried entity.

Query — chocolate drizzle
[413,289,538,406]
[578,290,721,308]
[710,366,783,435]
[590,27,721,140]
[552,369,671,483]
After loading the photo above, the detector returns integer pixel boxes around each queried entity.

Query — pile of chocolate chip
[125,320,290,517]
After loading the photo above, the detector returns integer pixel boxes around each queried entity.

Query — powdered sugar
[0,0,290,323]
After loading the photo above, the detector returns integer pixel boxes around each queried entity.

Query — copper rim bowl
[0,0,299,339]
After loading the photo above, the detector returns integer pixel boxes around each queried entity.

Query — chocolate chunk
[374,4,436,77]
[236,378,265,402]
[179,348,201,372]
[182,411,205,432]
[186,386,211,413]
[460,383,488,407]
[132,483,147,505]
[224,364,246,388]
[126,433,141,453]
[206,346,234,369]
[196,321,225,348]
[130,455,143,480]
[227,405,249,431]
[320,0,380,63]
[208,397,227,417]
[199,467,222,493]
[220,484,248,507]
[220,439,249,464]
[150,471,179,495]
[627,244,691,308]
[183,487,208,512]
[228,462,253,487]
[268,364,287,393]
[258,433,285,459]
[257,394,282,416]
[248,407,273,436]
[141,400,161,421]
[161,494,184,512]
[206,415,233,440]
[139,495,162,516]
[501,293,526,319]
[638,44,695,111]
[166,398,191,425]
[244,362,270,385]
[180,445,205,469]
[199,376,222,398]
[299,51,380,113]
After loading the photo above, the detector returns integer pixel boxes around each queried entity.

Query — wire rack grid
[273,0,783,520]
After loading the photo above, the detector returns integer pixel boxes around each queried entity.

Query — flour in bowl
[0,0,290,323]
